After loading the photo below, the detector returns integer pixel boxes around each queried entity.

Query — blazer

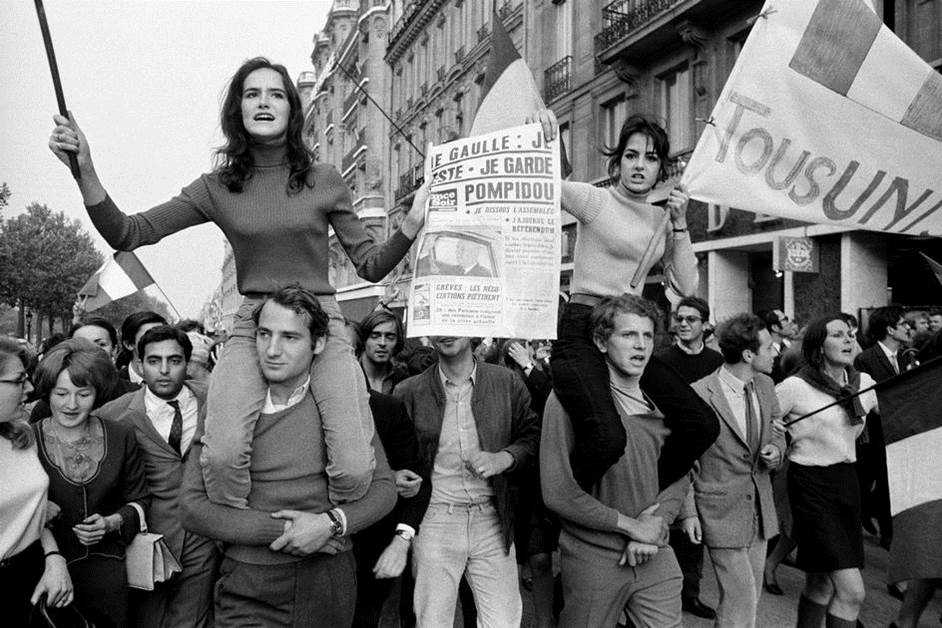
[394,360,539,552]
[684,370,785,548]
[98,380,211,562]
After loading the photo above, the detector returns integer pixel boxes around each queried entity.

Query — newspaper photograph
[407,123,561,338]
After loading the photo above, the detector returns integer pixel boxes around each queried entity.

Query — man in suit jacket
[680,313,785,628]
[99,325,218,628]
[854,305,913,547]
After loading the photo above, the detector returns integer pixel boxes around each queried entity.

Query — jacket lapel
[707,374,749,449]
[129,389,179,458]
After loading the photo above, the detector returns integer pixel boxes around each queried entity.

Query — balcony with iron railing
[394,166,426,201]
[342,142,366,173]
[343,88,359,115]
[543,55,572,102]
[595,0,682,57]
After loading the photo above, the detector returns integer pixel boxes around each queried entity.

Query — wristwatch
[326,509,344,537]
[395,527,415,543]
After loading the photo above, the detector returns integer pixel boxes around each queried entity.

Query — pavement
[378,532,942,627]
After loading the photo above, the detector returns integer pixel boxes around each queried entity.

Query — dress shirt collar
[263,375,311,414]
[144,382,193,414]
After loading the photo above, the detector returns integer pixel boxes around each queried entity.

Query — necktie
[167,399,183,455]
[889,353,899,374]
[744,382,759,453]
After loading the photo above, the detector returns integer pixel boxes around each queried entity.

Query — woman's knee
[832,571,865,607]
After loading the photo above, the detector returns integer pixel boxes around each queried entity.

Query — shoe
[763,574,784,596]
[887,583,904,600]
[682,598,716,620]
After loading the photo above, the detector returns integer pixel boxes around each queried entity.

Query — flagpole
[782,356,942,427]
[152,283,182,321]
[33,0,80,180]
[333,60,425,159]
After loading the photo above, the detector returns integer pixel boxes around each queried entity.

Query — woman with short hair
[32,338,150,626]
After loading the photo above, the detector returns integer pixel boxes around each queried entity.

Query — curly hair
[216,57,313,194]
[715,313,764,364]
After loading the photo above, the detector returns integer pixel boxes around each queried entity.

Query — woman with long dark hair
[776,314,877,628]
[0,337,73,624]
[535,111,718,497]
[49,57,428,508]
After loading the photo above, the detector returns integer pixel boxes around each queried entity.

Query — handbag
[30,594,95,628]
[124,502,182,591]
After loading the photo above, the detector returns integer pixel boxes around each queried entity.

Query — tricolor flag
[682,0,942,236]
[78,251,156,312]
[789,0,942,142]
[879,356,942,516]
[470,12,572,177]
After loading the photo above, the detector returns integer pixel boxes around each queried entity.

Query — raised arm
[49,113,210,250]
[660,185,698,297]
[329,166,429,282]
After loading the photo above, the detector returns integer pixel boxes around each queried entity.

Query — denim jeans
[201,294,375,507]
[413,502,521,628]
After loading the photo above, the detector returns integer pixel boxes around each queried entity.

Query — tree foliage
[0,203,103,325]
[0,182,10,212]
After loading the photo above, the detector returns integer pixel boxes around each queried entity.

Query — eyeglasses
[674,315,702,324]
[0,372,29,387]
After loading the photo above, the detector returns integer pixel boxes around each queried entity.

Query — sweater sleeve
[339,431,398,535]
[84,177,214,251]
[661,229,698,297]
[560,180,604,225]
[322,166,415,282]
[179,435,285,545]
[540,393,621,532]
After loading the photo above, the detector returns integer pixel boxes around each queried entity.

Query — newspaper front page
[407,123,561,338]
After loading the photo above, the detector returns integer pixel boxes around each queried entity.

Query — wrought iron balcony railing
[595,0,680,53]
[543,55,572,102]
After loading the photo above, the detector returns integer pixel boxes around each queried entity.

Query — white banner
[407,123,561,338]
[683,0,942,237]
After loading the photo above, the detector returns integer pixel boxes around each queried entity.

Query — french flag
[78,251,156,312]
[789,0,942,143]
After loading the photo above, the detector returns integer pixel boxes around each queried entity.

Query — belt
[569,293,604,307]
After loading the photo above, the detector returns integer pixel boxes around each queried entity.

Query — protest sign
[407,123,561,338]
[683,0,942,237]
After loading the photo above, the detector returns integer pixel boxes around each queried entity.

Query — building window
[559,122,572,168]
[659,64,693,153]
[600,96,628,149]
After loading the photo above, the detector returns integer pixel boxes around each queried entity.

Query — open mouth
[254,113,275,121]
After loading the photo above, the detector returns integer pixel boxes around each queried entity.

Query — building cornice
[386,0,448,65]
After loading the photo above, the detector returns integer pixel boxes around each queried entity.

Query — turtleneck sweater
[84,144,413,295]
[561,180,697,297]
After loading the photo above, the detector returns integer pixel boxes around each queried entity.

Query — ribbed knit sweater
[561,181,697,297]
[85,144,413,295]
[180,392,396,565]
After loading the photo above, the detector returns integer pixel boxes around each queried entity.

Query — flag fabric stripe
[921,252,942,286]
[886,425,942,515]
[901,70,942,142]
[845,28,929,122]
[76,251,157,312]
[470,13,571,177]
[788,0,881,96]
[877,356,942,445]
[115,251,157,290]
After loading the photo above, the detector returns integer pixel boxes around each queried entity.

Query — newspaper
[407,123,561,339]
